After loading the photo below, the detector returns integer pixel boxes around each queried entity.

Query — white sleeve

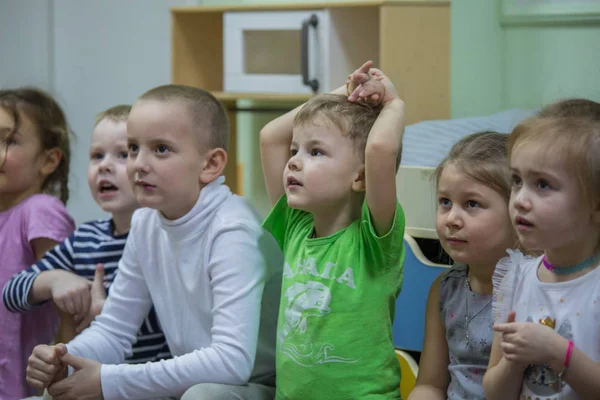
[99,224,268,400]
[66,227,152,366]
[492,249,532,324]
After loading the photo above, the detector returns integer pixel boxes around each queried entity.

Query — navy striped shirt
[2,219,171,364]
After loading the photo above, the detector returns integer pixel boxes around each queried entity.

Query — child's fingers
[492,322,518,333]
[28,356,62,374]
[79,289,92,317]
[26,366,55,386]
[369,67,385,77]
[501,341,519,355]
[352,72,370,85]
[348,84,363,102]
[358,60,373,74]
[33,345,59,364]
[26,375,49,390]
[72,293,83,316]
[54,343,68,358]
[62,295,77,315]
[359,81,384,98]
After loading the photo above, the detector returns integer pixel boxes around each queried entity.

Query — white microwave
[223,9,378,95]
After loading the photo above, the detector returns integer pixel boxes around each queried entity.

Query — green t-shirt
[263,195,406,400]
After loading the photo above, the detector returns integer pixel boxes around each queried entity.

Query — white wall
[53,0,192,223]
[1,0,194,223]
[0,0,54,91]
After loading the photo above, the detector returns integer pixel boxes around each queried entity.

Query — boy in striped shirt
[2,105,170,364]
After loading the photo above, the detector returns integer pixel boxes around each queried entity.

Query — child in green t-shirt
[260,61,406,399]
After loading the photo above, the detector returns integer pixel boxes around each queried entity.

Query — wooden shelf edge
[213,91,312,102]
[171,1,449,14]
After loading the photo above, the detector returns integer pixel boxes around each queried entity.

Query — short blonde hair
[94,104,131,127]
[509,115,600,206]
[138,84,229,151]
[435,131,511,201]
[293,93,401,169]
[539,98,600,119]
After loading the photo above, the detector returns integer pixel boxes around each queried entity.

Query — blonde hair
[138,84,229,151]
[435,131,511,201]
[94,104,131,127]
[509,115,600,207]
[0,88,72,204]
[293,93,401,169]
[539,98,600,120]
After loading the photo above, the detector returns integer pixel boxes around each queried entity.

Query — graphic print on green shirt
[263,195,406,400]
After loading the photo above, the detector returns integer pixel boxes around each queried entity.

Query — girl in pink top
[0,88,75,399]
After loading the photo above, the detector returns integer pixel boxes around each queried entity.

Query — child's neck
[111,210,135,236]
[312,199,362,238]
[466,263,495,295]
[0,185,43,212]
[539,237,600,283]
[544,239,600,268]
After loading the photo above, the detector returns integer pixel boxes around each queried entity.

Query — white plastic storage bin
[223,8,379,94]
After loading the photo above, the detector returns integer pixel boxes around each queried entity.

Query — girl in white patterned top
[484,99,600,400]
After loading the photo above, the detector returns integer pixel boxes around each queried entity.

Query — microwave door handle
[301,14,319,93]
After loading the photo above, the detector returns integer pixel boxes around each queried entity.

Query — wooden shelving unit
[171,0,450,193]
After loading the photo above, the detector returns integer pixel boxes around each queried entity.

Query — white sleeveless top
[493,250,600,399]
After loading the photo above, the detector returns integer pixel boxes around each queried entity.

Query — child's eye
[438,197,451,207]
[290,149,298,156]
[128,143,139,154]
[118,151,128,159]
[310,149,323,156]
[466,200,480,209]
[2,136,16,146]
[155,144,170,154]
[511,174,522,187]
[90,153,103,161]
[537,179,551,191]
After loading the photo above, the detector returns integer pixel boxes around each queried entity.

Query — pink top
[0,194,74,399]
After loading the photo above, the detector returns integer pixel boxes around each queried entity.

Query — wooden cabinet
[171,1,450,193]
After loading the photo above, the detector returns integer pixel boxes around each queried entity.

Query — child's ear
[352,164,366,192]
[199,148,227,184]
[40,147,62,177]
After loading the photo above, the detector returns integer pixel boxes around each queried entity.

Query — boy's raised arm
[352,64,405,236]
[259,104,302,206]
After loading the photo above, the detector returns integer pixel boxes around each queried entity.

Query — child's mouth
[287,177,302,187]
[515,216,534,229]
[99,183,118,193]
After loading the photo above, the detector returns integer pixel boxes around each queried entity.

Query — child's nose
[98,157,114,172]
[445,208,463,228]
[512,188,531,211]
[132,150,150,172]
[288,155,302,171]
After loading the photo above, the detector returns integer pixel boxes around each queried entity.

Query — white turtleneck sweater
[66,178,282,399]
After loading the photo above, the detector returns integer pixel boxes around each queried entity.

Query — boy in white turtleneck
[26,85,282,400]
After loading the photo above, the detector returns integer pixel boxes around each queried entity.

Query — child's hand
[50,271,93,321]
[47,349,103,400]
[494,312,564,366]
[26,343,68,390]
[346,61,372,100]
[347,61,400,106]
[75,264,108,333]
